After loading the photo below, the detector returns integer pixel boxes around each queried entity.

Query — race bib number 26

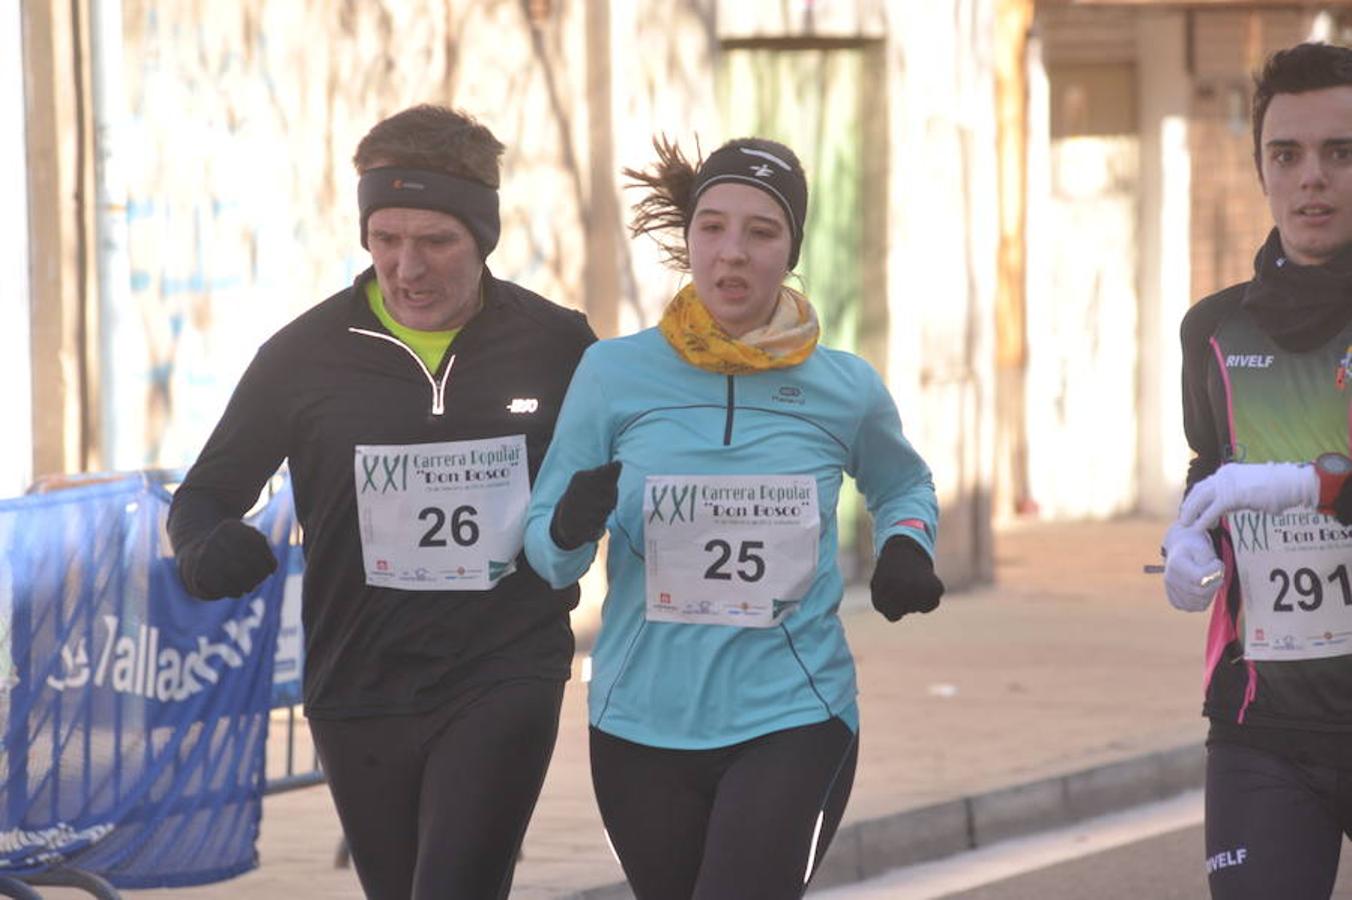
[354,436,529,591]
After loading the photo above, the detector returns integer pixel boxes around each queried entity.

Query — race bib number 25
[644,474,819,628]
[354,436,529,591]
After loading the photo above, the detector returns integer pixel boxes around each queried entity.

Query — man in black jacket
[168,105,595,899]
[1161,43,1352,900]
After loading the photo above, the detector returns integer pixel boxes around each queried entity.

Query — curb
[559,741,1206,899]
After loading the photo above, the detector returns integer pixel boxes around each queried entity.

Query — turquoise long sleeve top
[524,327,938,749]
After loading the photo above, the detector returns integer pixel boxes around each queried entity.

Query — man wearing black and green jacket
[168,105,595,899]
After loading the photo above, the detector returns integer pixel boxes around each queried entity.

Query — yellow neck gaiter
[658,283,820,374]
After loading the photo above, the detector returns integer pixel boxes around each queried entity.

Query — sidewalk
[103,516,1207,899]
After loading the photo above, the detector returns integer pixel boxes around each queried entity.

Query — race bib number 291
[1235,508,1352,661]
[354,436,529,591]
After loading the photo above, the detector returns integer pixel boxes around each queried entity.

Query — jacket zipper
[723,375,735,446]
[349,327,455,416]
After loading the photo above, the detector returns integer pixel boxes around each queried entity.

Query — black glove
[550,461,622,550]
[869,535,944,622]
[177,520,279,600]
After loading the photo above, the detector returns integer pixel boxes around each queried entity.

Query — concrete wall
[22,0,92,483]
[1026,13,1142,519]
[1,0,33,500]
[1029,4,1329,519]
[1027,5,1193,518]
[882,0,999,586]
[109,0,607,468]
[1187,9,1314,299]
[1135,11,1193,517]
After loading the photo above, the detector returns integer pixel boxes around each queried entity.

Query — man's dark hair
[1253,42,1352,174]
[353,104,504,187]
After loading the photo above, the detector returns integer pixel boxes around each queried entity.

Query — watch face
[1316,452,1352,476]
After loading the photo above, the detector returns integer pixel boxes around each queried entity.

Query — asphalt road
[814,792,1352,900]
[941,825,1352,900]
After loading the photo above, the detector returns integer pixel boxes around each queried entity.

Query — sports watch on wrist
[1314,452,1352,514]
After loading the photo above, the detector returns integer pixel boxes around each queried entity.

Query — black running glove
[869,535,945,622]
[176,520,279,600]
[550,461,622,551]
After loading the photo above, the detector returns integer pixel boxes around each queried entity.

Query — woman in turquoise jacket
[524,136,943,899]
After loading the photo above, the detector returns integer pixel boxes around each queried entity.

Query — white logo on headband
[749,164,773,177]
[738,147,792,170]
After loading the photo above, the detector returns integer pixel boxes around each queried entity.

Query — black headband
[358,166,501,259]
[689,144,808,269]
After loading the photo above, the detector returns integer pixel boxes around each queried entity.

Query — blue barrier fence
[0,473,297,888]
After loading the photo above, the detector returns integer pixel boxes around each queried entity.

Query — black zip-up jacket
[168,268,595,718]
[1182,276,1352,768]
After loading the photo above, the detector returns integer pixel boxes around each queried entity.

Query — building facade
[14,0,1347,591]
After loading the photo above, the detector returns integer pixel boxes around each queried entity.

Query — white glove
[1177,462,1318,532]
[1162,523,1224,613]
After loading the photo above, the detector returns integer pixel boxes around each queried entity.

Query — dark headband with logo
[689,144,808,269]
[357,166,501,259]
